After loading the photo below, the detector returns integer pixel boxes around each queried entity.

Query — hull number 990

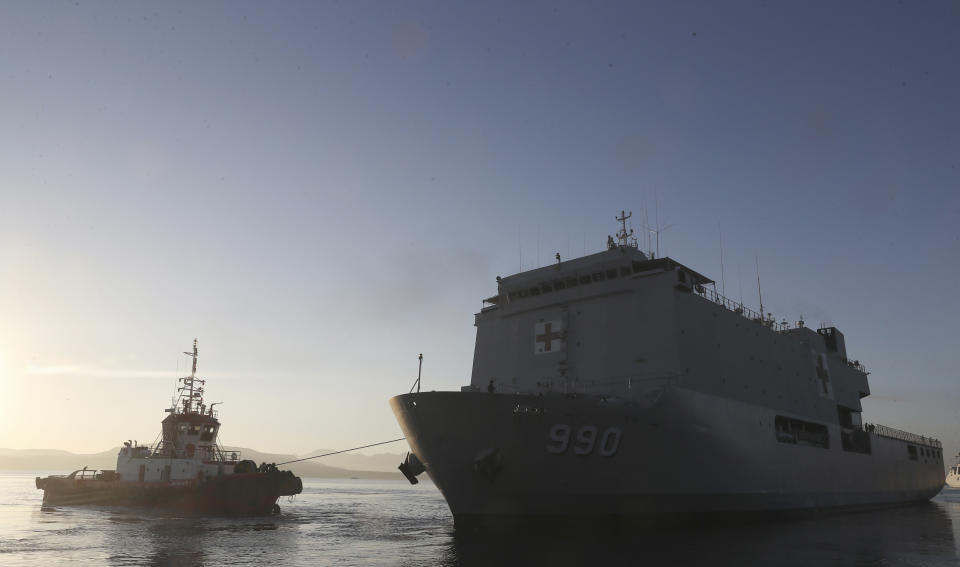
[547,424,621,457]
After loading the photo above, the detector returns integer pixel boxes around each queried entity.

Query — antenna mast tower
[616,210,637,248]
[177,339,205,415]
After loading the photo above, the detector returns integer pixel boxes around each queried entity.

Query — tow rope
[276,438,407,466]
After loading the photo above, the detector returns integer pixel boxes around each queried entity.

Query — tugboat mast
[178,338,205,415]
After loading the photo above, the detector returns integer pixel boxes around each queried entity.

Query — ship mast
[177,338,205,415]
[615,210,638,248]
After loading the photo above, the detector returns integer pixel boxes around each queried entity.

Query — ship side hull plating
[391,388,944,524]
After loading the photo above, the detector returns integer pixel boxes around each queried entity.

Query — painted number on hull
[547,424,621,457]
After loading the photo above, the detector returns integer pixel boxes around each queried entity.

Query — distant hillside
[0,448,74,456]
[0,447,404,480]
[301,448,404,473]
[0,448,118,471]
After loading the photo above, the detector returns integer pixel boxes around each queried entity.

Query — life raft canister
[185,444,195,457]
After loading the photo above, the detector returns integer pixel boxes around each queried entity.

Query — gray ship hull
[391,387,943,524]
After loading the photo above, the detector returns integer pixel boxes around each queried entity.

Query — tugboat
[947,454,960,488]
[36,340,302,515]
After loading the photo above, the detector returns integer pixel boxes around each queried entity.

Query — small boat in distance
[36,339,302,515]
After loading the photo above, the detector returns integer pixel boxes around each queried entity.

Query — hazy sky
[1,1,958,459]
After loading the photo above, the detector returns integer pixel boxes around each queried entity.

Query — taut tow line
[276,438,407,466]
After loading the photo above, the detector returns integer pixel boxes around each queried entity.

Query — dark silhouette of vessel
[392,212,944,525]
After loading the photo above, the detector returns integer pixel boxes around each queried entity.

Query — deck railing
[865,423,941,448]
[149,445,242,462]
[843,358,869,375]
[694,286,789,332]
[218,448,242,462]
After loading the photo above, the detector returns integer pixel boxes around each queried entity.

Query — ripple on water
[5,474,960,567]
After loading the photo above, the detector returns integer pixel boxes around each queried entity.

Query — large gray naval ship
[390,213,944,525]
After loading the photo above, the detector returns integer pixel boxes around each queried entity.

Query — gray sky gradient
[1,1,958,457]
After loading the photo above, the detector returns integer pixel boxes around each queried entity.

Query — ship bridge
[152,339,226,462]
[483,247,713,311]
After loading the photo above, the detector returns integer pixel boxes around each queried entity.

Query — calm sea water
[3,472,960,566]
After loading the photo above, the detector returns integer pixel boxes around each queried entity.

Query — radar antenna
[719,222,726,297]
[642,191,672,258]
[755,256,765,322]
[616,210,638,248]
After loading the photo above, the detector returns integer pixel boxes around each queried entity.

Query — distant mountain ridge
[0,448,74,456]
[302,448,403,473]
[0,447,404,480]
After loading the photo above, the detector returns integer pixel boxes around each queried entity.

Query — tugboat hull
[36,470,302,516]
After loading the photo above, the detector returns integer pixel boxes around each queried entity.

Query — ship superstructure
[36,340,302,515]
[391,213,944,525]
[115,339,232,482]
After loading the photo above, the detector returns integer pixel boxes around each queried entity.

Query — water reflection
[11,475,960,566]
[100,510,293,567]
[442,502,958,567]
[936,490,960,560]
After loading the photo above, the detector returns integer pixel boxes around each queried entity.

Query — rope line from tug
[275,438,408,466]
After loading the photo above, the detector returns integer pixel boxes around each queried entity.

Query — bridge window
[201,425,216,441]
[907,445,918,461]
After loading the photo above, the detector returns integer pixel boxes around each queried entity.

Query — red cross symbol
[536,322,563,353]
[816,356,830,395]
